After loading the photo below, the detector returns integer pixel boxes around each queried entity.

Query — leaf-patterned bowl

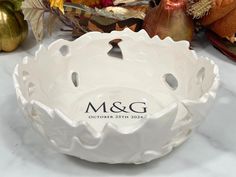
[13,29,219,164]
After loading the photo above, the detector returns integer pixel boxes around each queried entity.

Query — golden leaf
[49,0,64,13]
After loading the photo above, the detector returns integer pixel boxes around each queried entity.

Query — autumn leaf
[22,0,47,41]
[49,0,64,13]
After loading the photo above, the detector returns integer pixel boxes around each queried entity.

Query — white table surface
[0,31,236,177]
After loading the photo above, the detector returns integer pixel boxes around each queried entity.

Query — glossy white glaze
[1,29,236,177]
[12,29,219,164]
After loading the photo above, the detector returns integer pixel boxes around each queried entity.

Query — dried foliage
[21,0,48,40]
[187,0,213,19]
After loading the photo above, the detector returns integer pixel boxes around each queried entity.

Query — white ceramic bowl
[13,29,219,164]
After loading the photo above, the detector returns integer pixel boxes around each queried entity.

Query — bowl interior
[17,35,217,132]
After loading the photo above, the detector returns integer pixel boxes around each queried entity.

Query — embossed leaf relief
[13,29,219,164]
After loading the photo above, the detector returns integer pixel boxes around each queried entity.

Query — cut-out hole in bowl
[108,39,123,59]
[163,73,178,90]
[59,45,70,56]
[196,67,205,85]
[72,72,79,87]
